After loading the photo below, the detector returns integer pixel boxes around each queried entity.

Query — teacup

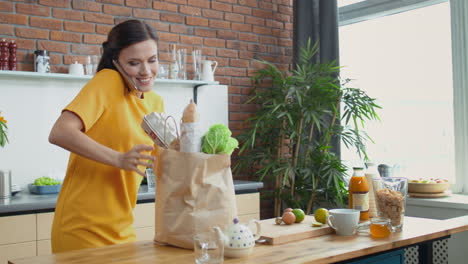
[327,209,360,236]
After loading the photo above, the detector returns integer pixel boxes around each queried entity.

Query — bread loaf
[182,99,199,123]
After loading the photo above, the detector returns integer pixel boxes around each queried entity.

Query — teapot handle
[211,61,218,74]
[248,219,262,238]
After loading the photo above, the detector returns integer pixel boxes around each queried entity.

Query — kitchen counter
[8,215,468,264]
[0,180,263,216]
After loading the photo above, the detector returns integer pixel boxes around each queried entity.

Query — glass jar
[372,177,408,231]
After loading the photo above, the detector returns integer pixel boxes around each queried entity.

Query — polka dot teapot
[213,217,262,258]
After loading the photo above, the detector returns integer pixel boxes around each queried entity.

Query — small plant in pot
[234,39,380,217]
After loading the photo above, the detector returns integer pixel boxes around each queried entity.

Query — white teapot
[201,60,217,82]
[213,217,261,258]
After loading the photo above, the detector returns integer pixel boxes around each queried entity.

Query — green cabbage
[201,124,239,155]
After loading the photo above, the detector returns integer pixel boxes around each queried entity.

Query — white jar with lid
[365,162,380,218]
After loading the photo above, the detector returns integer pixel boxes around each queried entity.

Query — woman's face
[118,39,158,93]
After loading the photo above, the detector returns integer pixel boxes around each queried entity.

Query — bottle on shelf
[169,44,179,79]
[365,162,380,218]
[349,167,370,221]
[8,40,17,71]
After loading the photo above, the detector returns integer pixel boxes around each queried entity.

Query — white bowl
[408,182,449,193]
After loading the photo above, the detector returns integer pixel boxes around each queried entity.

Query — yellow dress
[51,69,164,253]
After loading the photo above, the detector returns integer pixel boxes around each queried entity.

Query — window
[338,2,455,182]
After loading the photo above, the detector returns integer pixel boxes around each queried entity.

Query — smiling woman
[48,20,165,253]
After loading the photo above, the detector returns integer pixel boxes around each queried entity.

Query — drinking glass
[158,64,169,79]
[192,49,202,80]
[177,49,187,80]
[85,56,93,75]
[194,231,224,264]
[369,217,392,238]
[373,177,408,231]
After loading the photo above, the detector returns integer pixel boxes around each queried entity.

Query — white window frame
[338,0,468,193]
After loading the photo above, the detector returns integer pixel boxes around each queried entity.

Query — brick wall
[0,0,293,218]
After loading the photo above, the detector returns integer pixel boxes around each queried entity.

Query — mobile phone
[112,59,139,91]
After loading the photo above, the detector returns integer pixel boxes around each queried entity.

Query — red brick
[225,13,244,23]
[226,40,247,50]
[230,112,252,121]
[170,24,189,34]
[230,58,249,68]
[204,38,225,48]
[232,5,251,15]
[146,21,169,32]
[15,50,30,63]
[180,35,203,45]
[259,36,277,45]
[103,5,131,16]
[188,0,210,8]
[0,14,27,25]
[225,68,246,77]
[266,19,284,29]
[166,0,187,4]
[279,38,293,47]
[200,47,216,56]
[64,55,89,65]
[238,0,257,7]
[274,12,291,23]
[153,1,177,12]
[96,24,113,35]
[51,31,82,43]
[12,38,35,50]
[217,0,236,3]
[160,13,184,23]
[245,16,264,26]
[231,77,252,86]
[239,32,258,42]
[259,1,276,10]
[72,0,101,12]
[278,5,293,15]
[52,9,83,21]
[30,17,62,30]
[71,44,101,55]
[16,28,49,39]
[37,41,69,53]
[272,29,291,38]
[216,76,231,85]
[84,12,114,24]
[49,54,63,65]
[186,16,208,26]
[126,0,152,8]
[158,32,179,42]
[16,3,50,16]
[285,22,293,30]
[39,0,70,7]
[0,24,14,36]
[231,23,251,32]
[212,57,229,67]
[228,86,241,94]
[202,9,223,19]
[180,5,201,16]
[97,0,124,4]
[209,20,230,29]
[83,34,107,44]
[17,62,34,72]
[64,21,95,33]
[194,28,216,38]
[217,30,238,40]
[211,1,232,12]
[0,1,13,12]
[252,25,272,35]
[216,49,239,58]
[278,0,293,5]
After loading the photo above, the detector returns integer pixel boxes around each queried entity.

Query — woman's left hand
[118,144,155,177]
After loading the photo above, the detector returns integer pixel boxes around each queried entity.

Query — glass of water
[194,231,224,264]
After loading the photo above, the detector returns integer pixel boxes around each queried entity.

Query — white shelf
[0,70,219,86]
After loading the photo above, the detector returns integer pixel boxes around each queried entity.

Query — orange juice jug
[349,167,370,221]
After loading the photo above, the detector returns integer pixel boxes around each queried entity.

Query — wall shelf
[0,70,219,87]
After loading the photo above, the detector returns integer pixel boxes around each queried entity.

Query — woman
[49,20,163,253]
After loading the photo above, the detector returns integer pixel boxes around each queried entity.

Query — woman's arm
[49,110,154,177]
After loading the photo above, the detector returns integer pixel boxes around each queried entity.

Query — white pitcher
[201,60,217,82]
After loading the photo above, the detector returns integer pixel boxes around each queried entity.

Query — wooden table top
[9,216,468,264]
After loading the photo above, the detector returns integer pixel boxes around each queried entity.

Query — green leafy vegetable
[33,176,61,186]
[201,124,239,155]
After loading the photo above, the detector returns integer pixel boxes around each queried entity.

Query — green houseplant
[234,39,380,217]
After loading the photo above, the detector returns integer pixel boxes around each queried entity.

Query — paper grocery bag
[153,148,238,249]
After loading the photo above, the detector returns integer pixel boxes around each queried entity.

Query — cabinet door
[0,215,36,245]
[0,241,36,264]
[135,226,155,242]
[345,249,405,264]
[37,212,54,240]
[133,203,155,228]
[236,193,260,221]
[37,239,52,256]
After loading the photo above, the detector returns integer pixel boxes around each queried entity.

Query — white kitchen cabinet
[0,241,36,264]
[0,214,36,245]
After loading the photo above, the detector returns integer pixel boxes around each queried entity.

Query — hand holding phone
[112,60,139,91]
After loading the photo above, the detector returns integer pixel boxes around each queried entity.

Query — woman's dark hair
[97,20,159,72]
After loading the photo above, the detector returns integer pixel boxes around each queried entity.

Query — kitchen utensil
[201,60,217,82]
[112,59,139,91]
[194,230,224,264]
[326,209,360,236]
[68,61,84,75]
[214,217,261,258]
[0,169,11,199]
[373,177,407,231]
[257,215,332,245]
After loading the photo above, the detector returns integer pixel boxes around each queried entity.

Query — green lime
[292,208,305,223]
[314,208,329,224]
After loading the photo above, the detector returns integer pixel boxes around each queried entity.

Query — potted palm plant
[234,39,380,217]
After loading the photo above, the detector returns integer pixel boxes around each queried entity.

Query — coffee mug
[69,61,84,75]
[327,209,360,235]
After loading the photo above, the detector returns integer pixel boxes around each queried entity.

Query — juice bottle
[349,167,370,221]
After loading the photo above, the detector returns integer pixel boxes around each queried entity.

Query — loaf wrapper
[180,122,202,153]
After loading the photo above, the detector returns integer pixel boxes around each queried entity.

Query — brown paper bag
[153,148,238,249]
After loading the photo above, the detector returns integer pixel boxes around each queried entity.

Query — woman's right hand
[118,144,155,177]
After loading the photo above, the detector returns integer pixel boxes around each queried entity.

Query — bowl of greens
[28,176,62,195]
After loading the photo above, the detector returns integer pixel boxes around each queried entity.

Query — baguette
[182,99,199,123]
